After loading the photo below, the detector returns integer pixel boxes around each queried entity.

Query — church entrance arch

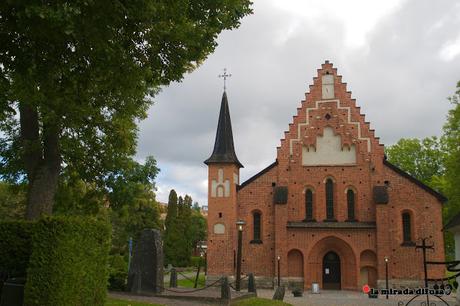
[323,251,341,289]
[307,236,357,290]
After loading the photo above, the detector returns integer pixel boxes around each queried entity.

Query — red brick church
[204,62,446,290]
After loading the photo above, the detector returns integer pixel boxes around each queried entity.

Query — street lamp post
[384,256,389,300]
[277,256,281,287]
[236,220,245,291]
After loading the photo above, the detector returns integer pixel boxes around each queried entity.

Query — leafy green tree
[0,182,26,221]
[385,137,445,187]
[175,195,194,266]
[443,82,460,223]
[0,0,253,219]
[189,208,207,253]
[53,170,106,217]
[52,156,162,255]
[107,156,162,254]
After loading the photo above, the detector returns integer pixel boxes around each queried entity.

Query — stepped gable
[277,61,384,167]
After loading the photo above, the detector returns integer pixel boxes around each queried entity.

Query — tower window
[347,189,356,221]
[402,212,413,245]
[305,189,314,221]
[325,179,334,220]
[251,212,262,244]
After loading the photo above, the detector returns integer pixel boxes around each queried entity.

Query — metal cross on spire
[218,68,232,91]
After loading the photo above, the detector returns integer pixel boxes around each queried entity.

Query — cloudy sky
[136,0,460,206]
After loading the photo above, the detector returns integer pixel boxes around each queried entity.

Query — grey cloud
[137,0,460,204]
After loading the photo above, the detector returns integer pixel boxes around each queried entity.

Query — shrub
[24,217,111,306]
[108,254,128,291]
[190,256,205,267]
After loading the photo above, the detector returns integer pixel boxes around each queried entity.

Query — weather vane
[218,68,232,91]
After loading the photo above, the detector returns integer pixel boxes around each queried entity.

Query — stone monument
[127,229,163,294]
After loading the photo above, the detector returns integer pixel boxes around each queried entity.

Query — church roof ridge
[204,91,243,168]
[383,159,447,203]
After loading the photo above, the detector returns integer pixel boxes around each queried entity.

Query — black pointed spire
[204,91,243,168]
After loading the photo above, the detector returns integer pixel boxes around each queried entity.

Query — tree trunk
[20,102,61,220]
[25,163,60,219]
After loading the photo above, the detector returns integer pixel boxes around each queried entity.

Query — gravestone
[273,285,285,301]
[248,273,257,294]
[127,229,163,294]
[169,268,177,288]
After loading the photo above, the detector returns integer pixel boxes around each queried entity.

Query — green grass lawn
[164,273,206,288]
[232,297,293,306]
[177,274,206,288]
[106,297,164,306]
[107,297,291,306]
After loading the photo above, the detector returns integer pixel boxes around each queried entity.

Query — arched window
[251,211,262,243]
[326,179,334,220]
[305,189,314,221]
[402,212,412,244]
[347,189,355,221]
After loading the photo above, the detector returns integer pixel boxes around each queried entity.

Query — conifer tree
[164,189,179,265]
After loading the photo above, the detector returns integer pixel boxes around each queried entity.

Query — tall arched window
[326,179,334,220]
[402,212,412,244]
[251,211,262,243]
[305,189,314,221]
[347,189,355,221]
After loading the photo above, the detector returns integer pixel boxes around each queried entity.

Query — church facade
[204,62,446,290]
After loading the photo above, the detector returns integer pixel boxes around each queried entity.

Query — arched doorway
[288,249,304,289]
[288,249,304,278]
[307,236,357,290]
[322,251,341,289]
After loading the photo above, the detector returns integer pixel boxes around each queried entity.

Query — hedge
[0,221,35,277]
[25,217,111,306]
[0,217,111,306]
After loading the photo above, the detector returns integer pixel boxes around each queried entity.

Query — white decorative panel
[233,173,239,185]
[322,75,334,99]
[213,223,225,234]
[302,127,356,165]
[290,100,372,155]
[211,168,230,197]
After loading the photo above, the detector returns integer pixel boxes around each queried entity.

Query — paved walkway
[111,289,458,306]
[257,289,458,306]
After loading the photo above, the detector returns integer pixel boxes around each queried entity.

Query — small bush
[190,256,205,267]
[24,217,111,306]
[108,254,128,291]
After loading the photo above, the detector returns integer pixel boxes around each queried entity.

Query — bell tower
[204,91,243,277]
